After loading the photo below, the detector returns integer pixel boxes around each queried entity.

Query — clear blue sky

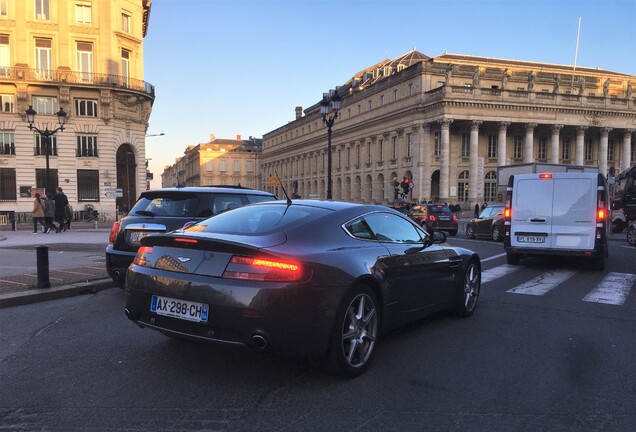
[143,0,636,187]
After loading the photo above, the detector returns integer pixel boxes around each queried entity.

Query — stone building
[161,135,262,190]
[262,50,635,207]
[0,0,155,221]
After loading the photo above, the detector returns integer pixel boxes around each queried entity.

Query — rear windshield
[187,204,331,235]
[429,205,452,215]
[130,192,274,218]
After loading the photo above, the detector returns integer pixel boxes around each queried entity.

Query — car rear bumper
[105,245,136,281]
[504,245,606,258]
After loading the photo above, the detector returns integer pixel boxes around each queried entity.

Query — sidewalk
[0,222,116,308]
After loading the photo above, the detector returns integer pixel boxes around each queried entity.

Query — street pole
[44,134,51,195]
[320,89,341,200]
[26,106,67,196]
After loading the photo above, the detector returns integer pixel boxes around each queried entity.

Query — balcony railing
[1,67,155,97]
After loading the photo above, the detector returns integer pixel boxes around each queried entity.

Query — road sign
[267,176,281,187]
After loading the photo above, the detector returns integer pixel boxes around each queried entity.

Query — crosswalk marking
[481,264,521,284]
[506,270,576,296]
[582,272,636,305]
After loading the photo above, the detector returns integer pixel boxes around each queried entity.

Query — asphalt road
[0,235,634,432]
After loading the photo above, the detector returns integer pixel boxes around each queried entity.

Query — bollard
[36,245,51,288]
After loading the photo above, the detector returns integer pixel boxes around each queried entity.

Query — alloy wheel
[340,293,378,368]
[462,263,480,314]
[492,225,502,241]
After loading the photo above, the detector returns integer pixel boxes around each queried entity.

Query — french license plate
[130,231,152,244]
[150,295,209,322]
[517,235,545,243]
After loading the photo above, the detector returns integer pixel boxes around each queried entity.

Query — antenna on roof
[570,16,582,89]
[275,170,292,206]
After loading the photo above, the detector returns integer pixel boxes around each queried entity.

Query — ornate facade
[262,50,636,206]
[0,0,154,220]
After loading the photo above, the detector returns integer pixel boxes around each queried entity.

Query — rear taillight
[596,184,607,241]
[429,215,436,221]
[133,246,153,267]
[539,173,553,179]
[452,215,457,221]
[597,209,606,220]
[108,221,121,243]
[504,188,513,239]
[223,255,307,282]
[174,237,198,244]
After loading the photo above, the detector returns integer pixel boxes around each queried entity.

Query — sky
[142,0,636,188]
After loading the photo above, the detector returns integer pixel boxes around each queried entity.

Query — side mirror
[431,231,447,243]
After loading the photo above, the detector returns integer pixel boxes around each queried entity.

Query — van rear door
[550,176,596,251]
[510,176,553,249]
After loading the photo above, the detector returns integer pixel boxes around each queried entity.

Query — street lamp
[26,105,67,196]
[320,88,341,200]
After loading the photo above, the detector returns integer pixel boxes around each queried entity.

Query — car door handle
[530,218,546,223]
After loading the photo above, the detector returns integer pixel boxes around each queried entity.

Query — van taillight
[133,246,153,267]
[223,255,307,282]
[504,208,511,218]
[108,221,121,243]
[539,173,553,179]
[597,209,606,220]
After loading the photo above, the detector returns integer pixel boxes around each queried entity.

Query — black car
[124,200,481,377]
[466,204,505,241]
[408,204,458,236]
[106,186,276,288]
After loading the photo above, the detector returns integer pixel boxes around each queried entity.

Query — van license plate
[517,235,545,243]
[150,295,209,322]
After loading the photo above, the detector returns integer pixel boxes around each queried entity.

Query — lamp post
[26,105,67,196]
[320,88,341,200]
[126,151,134,211]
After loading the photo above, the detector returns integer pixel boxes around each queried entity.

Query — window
[233,160,240,172]
[32,96,57,115]
[538,138,547,160]
[394,89,399,101]
[77,135,98,157]
[35,0,50,20]
[367,142,371,163]
[434,132,440,157]
[409,83,414,96]
[561,138,571,161]
[75,3,91,24]
[458,171,469,202]
[121,49,130,87]
[205,161,213,172]
[0,35,9,76]
[77,169,99,201]
[74,99,97,117]
[585,139,593,161]
[121,12,131,33]
[345,148,349,167]
[0,94,14,112]
[35,134,57,156]
[406,133,412,158]
[0,131,14,155]
[0,0,7,18]
[35,38,52,79]
[219,160,227,172]
[380,95,385,106]
[608,139,615,161]
[488,134,497,158]
[484,171,497,203]
[246,160,253,173]
[461,133,470,157]
[0,168,16,201]
[391,136,397,160]
[361,212,423,243]
[35,168,58,190]
[356,145,361,165]
[76,42,93,82]
[378,139,384,161]
[514,136,523,159]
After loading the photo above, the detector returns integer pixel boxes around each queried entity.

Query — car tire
[506,252,520,265]
[454,260,480,317]
[326,285,379,378]
[448,230,457,237]
[611,220,625,233]
[627,226,636,246]
[492,225,503,242]
[466,225,475,239]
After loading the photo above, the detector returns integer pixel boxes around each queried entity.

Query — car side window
[363,212,422,243]
[344,217,375,240]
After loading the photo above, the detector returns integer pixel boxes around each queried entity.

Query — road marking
[481,264,521,284]
[582,272,636,305]
[481,252,506,263]
[55,270,96,276]
[0,278,27,286]
[506,270,576,296]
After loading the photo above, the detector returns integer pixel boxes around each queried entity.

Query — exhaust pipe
[124,307,138,321]
[113,270,121,279]
[251,334,268,350]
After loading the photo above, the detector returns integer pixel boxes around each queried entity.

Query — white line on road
[481,264,521,284]
[0,279,27,286]
[55,270,96,276]
[481,252,506,263]
[506,270,576,296]
[582,272,636,305]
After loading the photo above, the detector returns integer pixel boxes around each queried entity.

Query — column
[622,129,634,172]
[420,124,431,202]
[575,126,587,166]
[469,121,482,203]
[599,128,611,176]
[439,119,453,201]
[497,122,509,168]
[524,123,537,163]
[550,124,562,164]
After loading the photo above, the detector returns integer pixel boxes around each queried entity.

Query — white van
[503,172,609,270]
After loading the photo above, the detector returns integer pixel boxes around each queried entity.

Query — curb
[0,278,115,309]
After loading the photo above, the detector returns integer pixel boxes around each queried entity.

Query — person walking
[64,203,73,230]
[474,204,480,218]
[53,187,69,233]
[31,193,46,233]
[43,193,56,233]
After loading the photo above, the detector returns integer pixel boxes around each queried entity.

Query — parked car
[106,186,276,288]
[386,204,409,215]
[124,200,481,377]
[408,204,458,236]
[628,221,636,246]
[611,208,627,233]
[466,204,505,241]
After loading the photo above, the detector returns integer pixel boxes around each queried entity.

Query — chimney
[209,134,216,141]
[236,135,241,141]
[295,106,302,120]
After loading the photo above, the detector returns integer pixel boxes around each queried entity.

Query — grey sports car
[124,200,481,377]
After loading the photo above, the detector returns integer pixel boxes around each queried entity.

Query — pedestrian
[481,201,488,211]
[64,203,73,230]
[53,187,69,232]
[456,203,462,215]
[31,193,46,233]
[474,204,480,218]
[43,193,56,233]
